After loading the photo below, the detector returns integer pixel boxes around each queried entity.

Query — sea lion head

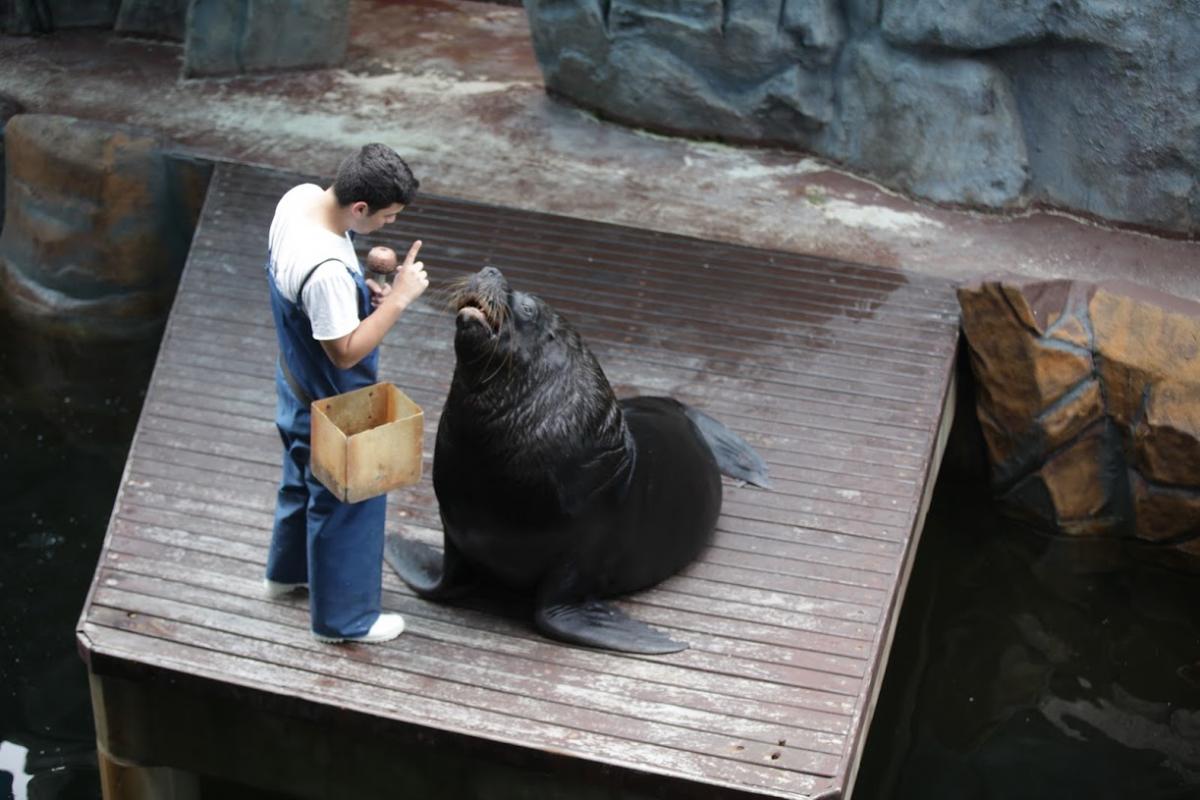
[446,266,589,390]
[442,266,624,469]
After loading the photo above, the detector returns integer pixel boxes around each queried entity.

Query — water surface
[0,314,159,800]
[855,475,1200,799]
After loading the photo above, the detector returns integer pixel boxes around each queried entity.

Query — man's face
[351,201,405,234]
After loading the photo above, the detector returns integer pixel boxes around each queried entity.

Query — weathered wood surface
[77,163,961,799]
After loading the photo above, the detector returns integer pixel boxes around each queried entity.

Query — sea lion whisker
[427,285,457,308]
[478,343,510,385]
[472,330,511,384]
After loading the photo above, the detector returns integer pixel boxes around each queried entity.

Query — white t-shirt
[268,184,362,341]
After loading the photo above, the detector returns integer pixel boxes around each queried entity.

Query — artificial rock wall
[958,277,1200,559]
[524,0,1200,235]
[0,0,348,77]
[0,96,22,236]
[0,114,210,339]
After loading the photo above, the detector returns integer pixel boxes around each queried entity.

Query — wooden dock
[77,162,960,800]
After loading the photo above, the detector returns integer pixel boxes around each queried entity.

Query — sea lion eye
[519,299,537,320]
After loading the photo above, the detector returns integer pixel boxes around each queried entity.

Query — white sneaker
[312,613,405,644]
[264,578,308,598]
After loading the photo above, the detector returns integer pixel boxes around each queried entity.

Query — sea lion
[385,266,770,654]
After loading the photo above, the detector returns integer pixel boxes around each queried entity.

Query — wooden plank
[91,575,850,755]
[214,171,959,304]
[153,329,940,454]
[113,498,900,598]
[98,541,869,702]
[181,250,957,376]
[102,532,875,686]
[163,290,948,423]
[179,259,957,382]
[194,208,957,326]
[130,402,923,524]
[113,476,896,615]
[128,412,919,531]
[83,617,825,797]
[86,596,842,781]
[176,301,945,433]
[105,518,877,665]
[144,357,934,465]
[109,510,883,627]
[135,398,924,510]
[124,441,914,543]
[97,567,855,735]
[150,355,936,467]
[188,221,959,333]
[162,294,947,438]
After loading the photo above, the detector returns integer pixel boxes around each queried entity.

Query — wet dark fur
[387,266,768,653]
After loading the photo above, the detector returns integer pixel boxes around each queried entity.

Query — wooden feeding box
[310,382,424,503]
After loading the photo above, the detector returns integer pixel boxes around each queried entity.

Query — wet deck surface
[78,162,960,799]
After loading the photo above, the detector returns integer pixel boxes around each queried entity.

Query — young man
[264,143,428,643]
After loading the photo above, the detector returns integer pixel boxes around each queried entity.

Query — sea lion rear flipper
[535,599,687,654]
[681,405,772,489]
[384,532,475,601]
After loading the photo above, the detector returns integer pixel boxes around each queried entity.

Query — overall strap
[281,257,349,407]
[295,257,347,311]
[279,354,314,408]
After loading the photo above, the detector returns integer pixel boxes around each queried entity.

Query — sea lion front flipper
[535,597,687,654]
[680,404,772,489]
[384,531,476,601]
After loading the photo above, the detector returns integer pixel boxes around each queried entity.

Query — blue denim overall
[265,256,386,639]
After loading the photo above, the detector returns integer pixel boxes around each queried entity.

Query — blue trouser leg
[306,483,386,639]
[267,370,310,585]
[267,368,386,639]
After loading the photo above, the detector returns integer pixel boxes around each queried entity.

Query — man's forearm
[321,300,410,369]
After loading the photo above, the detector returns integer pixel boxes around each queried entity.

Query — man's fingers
[403,240,423,266]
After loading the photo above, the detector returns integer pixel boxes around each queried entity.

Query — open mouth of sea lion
[458,302,489,326]
[447,267,511,338]
[456,296,499,333]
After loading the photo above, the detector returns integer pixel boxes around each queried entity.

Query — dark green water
[1,310,1198,799]
[0,315,159,800]
[855,474,1200,799]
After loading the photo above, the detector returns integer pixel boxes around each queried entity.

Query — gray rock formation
[3,0,348,73]
[184,0,349,77]
[1,0,118,34]
[828,34,1028,207]
[530,1,842,145]
[115,0,188,40]
[525,0,1200,234]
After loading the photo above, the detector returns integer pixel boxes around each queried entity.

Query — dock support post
[90,673,202,800]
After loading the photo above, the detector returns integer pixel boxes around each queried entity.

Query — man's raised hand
[391,239,428,307]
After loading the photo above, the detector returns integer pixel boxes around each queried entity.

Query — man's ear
[350,201,370,217]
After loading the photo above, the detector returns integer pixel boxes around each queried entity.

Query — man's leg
[266,371,310,587]
[305,481,387,639]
